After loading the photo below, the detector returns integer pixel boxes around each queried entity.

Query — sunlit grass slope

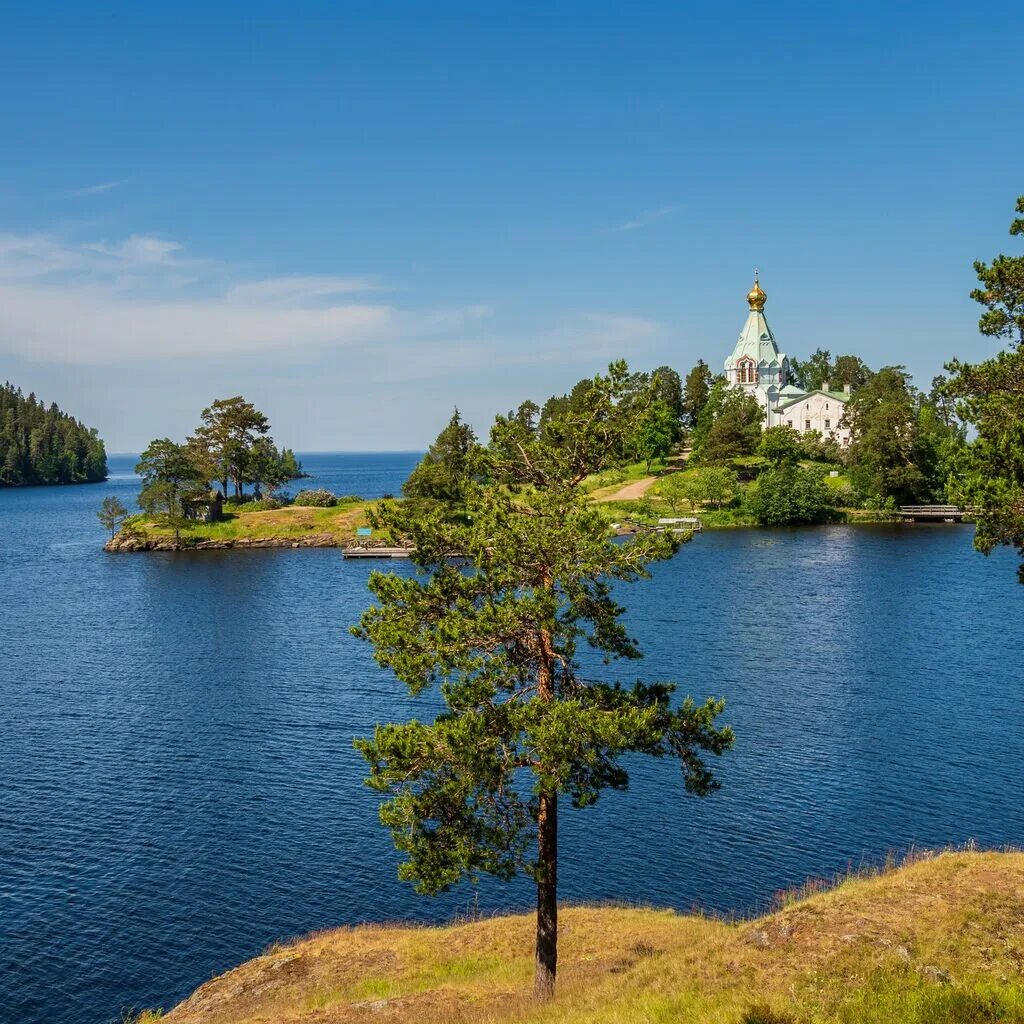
[122,499,371,545]
[151,850,1024,1024]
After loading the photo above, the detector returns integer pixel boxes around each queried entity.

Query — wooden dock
[613,517,702,536]
[343,546,415,559]
[657,516,703,532]
[899,505,967,523]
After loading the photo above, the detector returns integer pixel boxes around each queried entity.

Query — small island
[103,395,365,551]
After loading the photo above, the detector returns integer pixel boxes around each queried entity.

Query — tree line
[402,366,689,506]
[0,383,107,486]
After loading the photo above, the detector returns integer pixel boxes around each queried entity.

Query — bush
[745,465,836,525]
[293,488,337,507]
[829,483,859,508]
[238,496,287,511]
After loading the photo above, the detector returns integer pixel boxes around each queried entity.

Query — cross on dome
[746,270,767,311]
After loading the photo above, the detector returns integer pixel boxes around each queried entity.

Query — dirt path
[598,475,658,502]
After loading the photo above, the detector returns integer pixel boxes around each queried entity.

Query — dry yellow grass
[125,501,372,545]
[152,850,1024,1024]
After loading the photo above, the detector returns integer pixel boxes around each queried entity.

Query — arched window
[736,358,757,385]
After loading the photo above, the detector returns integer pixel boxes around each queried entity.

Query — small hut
[182,490,224,523]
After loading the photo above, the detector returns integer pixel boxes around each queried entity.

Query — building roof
[774,388,849,412]
[725,308,787,369]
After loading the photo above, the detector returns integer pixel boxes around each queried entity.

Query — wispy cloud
[60,179,129,198]
[84,234,184,265]
[226,275,381,305]
[610,203,684,233]
[0,228,664,391]
[0,230,490,364]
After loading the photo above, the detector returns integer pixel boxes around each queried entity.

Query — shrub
[745,465,836,525]
[829,483,859,508]
[239,496,287,511]
[293,488,337,507]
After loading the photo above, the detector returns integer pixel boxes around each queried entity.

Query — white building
[724,274,852,446]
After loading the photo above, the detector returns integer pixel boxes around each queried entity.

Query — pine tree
[945,195,1024,580]
[97,496,129,538]
[402,409,479,504]
[354,362,732,999]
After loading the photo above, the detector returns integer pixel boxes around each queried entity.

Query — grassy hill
[146,849,1024,1024]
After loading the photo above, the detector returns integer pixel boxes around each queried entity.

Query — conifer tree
[136,439,205,541]
[681,359,714,428]
[354,362,732,999]
[97,495,128,538]
[402,409,479,504]
[188,396,271,499]
[946,195,1024,580]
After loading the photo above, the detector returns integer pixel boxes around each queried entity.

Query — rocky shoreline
[104,532,340,552]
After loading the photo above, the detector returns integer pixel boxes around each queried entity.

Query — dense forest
[0,383,108,487]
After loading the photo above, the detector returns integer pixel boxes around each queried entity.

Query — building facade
[724,274,851,445]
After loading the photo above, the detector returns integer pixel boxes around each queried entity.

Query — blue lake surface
[2,452,1023,1024]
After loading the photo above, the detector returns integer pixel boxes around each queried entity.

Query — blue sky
[0,2,1021,451]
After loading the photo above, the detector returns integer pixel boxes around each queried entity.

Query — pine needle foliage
[353,361,733,998]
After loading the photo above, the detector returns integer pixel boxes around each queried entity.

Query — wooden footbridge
[899,505,969,523]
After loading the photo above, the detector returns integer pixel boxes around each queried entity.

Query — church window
[805,419,811,430]
[736,358,757,385]
[825,419,831,429]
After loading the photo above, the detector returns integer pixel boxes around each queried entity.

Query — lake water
[2,453,1023,1024]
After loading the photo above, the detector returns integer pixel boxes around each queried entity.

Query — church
[724,274,852,446]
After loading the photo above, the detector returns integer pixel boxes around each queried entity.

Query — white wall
[776,392,851,445]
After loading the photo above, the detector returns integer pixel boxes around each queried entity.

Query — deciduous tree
[758,425,802,466]
[845,367,929,505]
[633,399,680,470]
[746,465,834,525]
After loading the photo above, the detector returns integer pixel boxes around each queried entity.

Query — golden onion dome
[747,272,767,311]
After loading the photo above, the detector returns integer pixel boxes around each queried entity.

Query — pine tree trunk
[534,790,558,1000]
[534,609,557,1000]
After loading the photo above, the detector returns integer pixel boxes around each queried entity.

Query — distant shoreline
[0,476,109,490]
